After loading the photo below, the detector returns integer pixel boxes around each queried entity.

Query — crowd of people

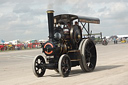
[0,42,41,51]
[113,37,128,44]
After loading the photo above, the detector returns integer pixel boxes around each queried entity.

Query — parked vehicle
[27,40,40,48]
[0,44,4,51]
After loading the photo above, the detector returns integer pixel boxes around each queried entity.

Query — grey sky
[0,0,128,41]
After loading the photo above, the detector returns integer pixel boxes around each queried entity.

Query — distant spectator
[126,38,128,43]
[113,37,117,44]
[24,43,27,49]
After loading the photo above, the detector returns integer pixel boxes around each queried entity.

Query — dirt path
[0,44,128,85]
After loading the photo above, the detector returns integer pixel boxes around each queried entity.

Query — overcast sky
[0,0,128,41]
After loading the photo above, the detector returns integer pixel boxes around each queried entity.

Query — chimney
[47,10,54,41]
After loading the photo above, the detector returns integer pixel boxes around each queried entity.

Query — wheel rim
[59,54,71,77]
[79,39,86,72]
[33,55,46,77]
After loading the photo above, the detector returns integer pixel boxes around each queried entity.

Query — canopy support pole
[88,23,90,36]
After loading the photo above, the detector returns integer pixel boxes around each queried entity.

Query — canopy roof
[54,14,100,24]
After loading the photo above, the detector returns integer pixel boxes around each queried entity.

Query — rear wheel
[80,39,97,72]
[58,54,71,77]
[32,55,46,77]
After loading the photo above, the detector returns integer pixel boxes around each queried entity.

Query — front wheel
[58,54,71,77]
[32,55,46,77]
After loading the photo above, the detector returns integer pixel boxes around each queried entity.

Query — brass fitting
[47,10,54,13]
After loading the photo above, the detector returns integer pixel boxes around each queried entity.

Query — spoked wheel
[80,39,97,72]
[32,55,46,77]
[58,54,71,77]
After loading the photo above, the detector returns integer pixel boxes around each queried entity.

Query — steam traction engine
[32,10,100,77]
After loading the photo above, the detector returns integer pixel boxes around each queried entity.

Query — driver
[74,21,82,32]
[67,22,71,29]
